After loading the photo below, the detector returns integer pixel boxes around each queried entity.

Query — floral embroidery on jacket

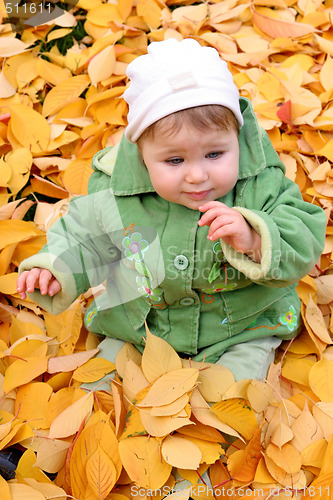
[136,276,163,303]
[86,307,98,328]
[279,305,298,331]
[122,232,149,262]
[203,282,237,294]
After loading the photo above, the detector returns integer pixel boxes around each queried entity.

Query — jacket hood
[91,97,285,196]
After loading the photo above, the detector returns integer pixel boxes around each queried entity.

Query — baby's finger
[25,268,42,293]
[16,271,30,299]
[38,269,54,295]
[48,278,62,296]
[208,223,236,242]
[199,201,226,212]
[198,206,230,227]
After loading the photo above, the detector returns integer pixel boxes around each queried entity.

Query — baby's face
[140,124,240,210]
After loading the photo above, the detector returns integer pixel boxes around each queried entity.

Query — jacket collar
[92,97,268,196]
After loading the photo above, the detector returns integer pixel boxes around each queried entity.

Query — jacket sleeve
[18,182,122,315]
[220,164,326,287]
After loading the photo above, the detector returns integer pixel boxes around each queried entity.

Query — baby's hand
[198,201,261,262]
[17,268,62,300]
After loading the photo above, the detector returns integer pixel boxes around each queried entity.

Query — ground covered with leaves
[0,0,332,498]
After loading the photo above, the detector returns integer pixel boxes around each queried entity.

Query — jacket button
[179,297,195,306]
[173,255,189,271]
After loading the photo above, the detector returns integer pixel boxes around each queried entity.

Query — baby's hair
[137,105,238,147]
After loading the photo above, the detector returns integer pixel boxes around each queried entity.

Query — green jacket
[19,98,326,362]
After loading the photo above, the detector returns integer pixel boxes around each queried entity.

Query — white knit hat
[123,38,243,143]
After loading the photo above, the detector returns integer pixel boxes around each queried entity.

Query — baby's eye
[206,152,222,159]
[166,157,184,165]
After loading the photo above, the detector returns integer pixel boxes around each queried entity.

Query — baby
[17,38,326,381]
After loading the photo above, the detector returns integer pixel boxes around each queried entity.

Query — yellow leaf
[86,444,117,499]
[0,272,18,294]
[48,348,100,374]
[149,394,189,416]
[0,409,16,435]
[0,160,12,189]
[3,356,49,394]
[36,58,71,86]
[222,379,251,400]
[123,359,150,406]
[320,56,333,92]
[301,439,327,469]
[15,382,53,430]
[265,443,302,475]
[119,435,172,490]
[8,105,51,154]
[8,483,46,500]
[118,0,133,19]
[86,4,123,26]
[190,387,242,439]
[183,360,234,403]
[0,474,11,500]
[161,434,202,470]
[229,425,263,483]
[139,408,193,437]
[48,391,94,439]
[44,304,82,355]
[137,0,162,29]
[0,220,43,251]
[121,403,148,440]
[281,355,316,386]
[47,387,87,424]
[16,448,50,482]
[137,368,199,407]
[142,327,182,383]
[9,338,48,361]
[20,479,67,500]
[309,359,333,402]
[111,380,126,438]
[42,75,90,117]
[181,435,223,465]
[305,295,332,344]
[62,158,93,195]
[270,421,294,449]
[0,70,16,98]
[70,411,122,498]
[251,5,318,38]
[35,438,71,474]
[0,421,33,451]
[115,342,142,379]
[0,38,30,57]
[257,72,283,102]
[247,379,277,413]
[312,402,333,441]
[317,139,333,163]
[88,45,116,84]
[29,175,69,200]
[290,400,323,452]
[210,398,258,440]
[72,357,116,383]
[15,58,38,89]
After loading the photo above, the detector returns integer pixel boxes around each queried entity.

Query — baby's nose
[185,163,208,183]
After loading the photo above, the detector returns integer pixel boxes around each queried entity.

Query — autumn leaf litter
[0,0,333,498]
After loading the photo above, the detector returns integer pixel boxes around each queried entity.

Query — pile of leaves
[0,0,332,498]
